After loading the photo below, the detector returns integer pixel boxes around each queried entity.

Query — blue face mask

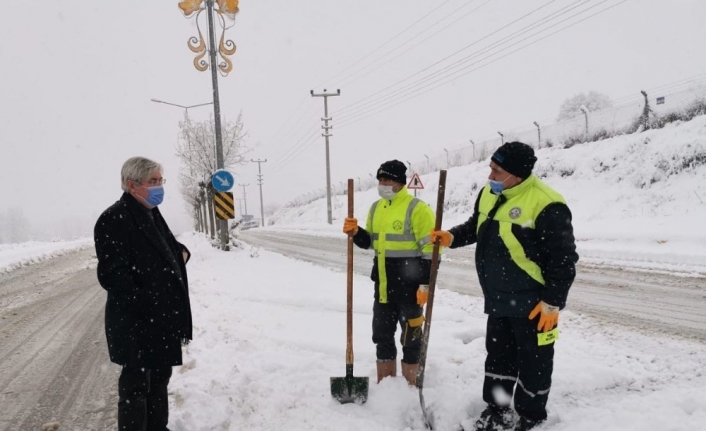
[488,177,508,195]
[143,185,165,207]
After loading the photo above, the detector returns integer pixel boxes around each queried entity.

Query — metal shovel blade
[330,365,369,404]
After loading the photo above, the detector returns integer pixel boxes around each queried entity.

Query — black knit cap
[376,159,407,185]
[491,141,537,179]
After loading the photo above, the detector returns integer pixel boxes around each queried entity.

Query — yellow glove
[528,301,560,332]
[343,217,358,235]
[430,229,453,247]
[416,284,429,306]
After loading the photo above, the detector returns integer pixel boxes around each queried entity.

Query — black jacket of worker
[448,177,578,316]
[95,192,192,368]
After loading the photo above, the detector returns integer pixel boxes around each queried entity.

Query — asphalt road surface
[0,247,118,431]
[240,229,706,342]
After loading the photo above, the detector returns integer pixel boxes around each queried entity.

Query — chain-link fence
[286,74,706,208]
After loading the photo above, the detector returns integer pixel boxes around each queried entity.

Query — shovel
[330,178,369,404]
[417,169,447,429]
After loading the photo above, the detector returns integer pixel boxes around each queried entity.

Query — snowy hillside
[269,115,706,275]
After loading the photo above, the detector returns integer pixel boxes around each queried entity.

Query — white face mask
[377,184,396,199]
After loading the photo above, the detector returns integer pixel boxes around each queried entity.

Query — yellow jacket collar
[501,174,536,199]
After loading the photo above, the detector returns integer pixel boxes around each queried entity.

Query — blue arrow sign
[211,169,234,192]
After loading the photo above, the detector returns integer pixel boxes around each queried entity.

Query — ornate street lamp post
[178,0,240,250]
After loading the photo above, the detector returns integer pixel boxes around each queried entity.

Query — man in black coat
[432,142,578,431]
[94,156,192,431]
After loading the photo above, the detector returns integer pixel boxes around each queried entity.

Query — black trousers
[118,365,173,431]
[372,300,424,363]
[482,315,554,422]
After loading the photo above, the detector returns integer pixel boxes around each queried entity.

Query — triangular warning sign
[407,172,424,190]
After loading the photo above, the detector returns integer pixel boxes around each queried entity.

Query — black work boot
[472,406,514,431]
[514,416,545,431]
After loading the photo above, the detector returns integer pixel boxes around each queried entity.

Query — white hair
[120,157,163,191]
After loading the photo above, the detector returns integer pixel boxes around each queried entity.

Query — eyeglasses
[137,178,166,186]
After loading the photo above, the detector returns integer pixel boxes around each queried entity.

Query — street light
[533,121,541,148]
[498,131,504,144]
[443,148,450,168]
[424,154,430,172]
[469,139,475,160]
[150,98,213,112]
[178,0,240,251]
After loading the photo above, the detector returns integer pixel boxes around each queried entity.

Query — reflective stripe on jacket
[476,175,566,286]
[449,175,578,316]
[365,187,436,303]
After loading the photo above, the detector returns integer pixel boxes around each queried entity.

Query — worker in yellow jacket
[343,159,437,385]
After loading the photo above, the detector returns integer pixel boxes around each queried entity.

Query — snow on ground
[2,117,705,430]
[0,238,92,273]
[269,116,706,276]
[167,232,706,431]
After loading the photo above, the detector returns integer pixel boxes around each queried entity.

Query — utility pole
[310,89,341,225]
[580,105,589,142]
[251,158,268,227]
[235,197,244,216]
[239,183,249,216]
[533,121,541,148]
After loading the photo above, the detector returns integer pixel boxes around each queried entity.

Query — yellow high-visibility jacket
[353,187,437,303]
[449,175,578,316]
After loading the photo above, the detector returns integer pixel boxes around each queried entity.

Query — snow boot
[471,406,514,431]
[376,359,397,383]
[514,417,545,431]
[401,361,419,386]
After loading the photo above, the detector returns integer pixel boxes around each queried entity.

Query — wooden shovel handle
[346,179,354,365]
[417,170,447,388]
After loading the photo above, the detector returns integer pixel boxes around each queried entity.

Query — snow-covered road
[239,229,706,341]
[0,248,117,431]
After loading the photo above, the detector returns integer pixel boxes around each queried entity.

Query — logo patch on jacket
[509,207,522,219]
[393,220,403,231]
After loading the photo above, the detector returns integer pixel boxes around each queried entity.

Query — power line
[267,0,459,150]
[332,0,488,88]
[339,0,495,88]
[334,0,583,120]
[335,0,625,128]
[318,0,458,88]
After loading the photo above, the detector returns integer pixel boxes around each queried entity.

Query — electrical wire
[335,0,626,129]
[334,0,587,120]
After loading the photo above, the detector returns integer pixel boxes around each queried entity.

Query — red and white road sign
[407,173,424,190]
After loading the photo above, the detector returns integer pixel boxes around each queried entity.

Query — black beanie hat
[491,141,537,179]
[376,159,407,185]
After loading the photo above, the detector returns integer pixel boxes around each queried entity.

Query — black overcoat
[94,193,193,368]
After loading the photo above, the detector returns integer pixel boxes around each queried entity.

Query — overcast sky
[2,0,706,236]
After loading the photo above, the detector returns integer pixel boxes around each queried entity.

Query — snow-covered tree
[175,112,249,233]
[557,91,613,121]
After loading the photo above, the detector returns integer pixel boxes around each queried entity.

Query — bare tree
[175,111,250,233]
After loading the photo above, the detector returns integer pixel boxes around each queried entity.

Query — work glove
[416,284,429,306]
[528,301,560,332]
[343,217,359,236]
[430,229,453,247]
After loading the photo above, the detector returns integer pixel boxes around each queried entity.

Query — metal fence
[286,74,706,208]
